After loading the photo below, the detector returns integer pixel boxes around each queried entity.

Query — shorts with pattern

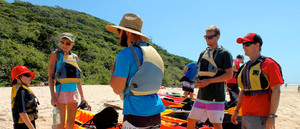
[56,90,79,104]
[182,81,194,92]
[188,99,224,123]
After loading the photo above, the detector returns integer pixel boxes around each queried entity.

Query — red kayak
[158,93,185,107]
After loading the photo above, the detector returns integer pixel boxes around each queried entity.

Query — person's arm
[182,66,188,77]
[266,84,281,129]
[110,77,127,95]
[77,81,87,102]
[48,51,57,107]
[232,62,238,72]
[19,113,35,129]
[75,55,87,104]
[231,92,243,124]
[109,59,127,95]
[195,67,233,88]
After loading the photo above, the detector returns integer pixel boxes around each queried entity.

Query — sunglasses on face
[204,34,218,39]
[242,42,257,47]
[60,41,71,46]
[22,73,31,78]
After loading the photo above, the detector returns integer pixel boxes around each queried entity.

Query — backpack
[54,49,82,84]
[120,43,164,99]
[197,46,223,77]
[81,107,119,129]
[182,98,194,110]
[93,107,119,129]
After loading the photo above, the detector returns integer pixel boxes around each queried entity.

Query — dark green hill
[0,0,193,86]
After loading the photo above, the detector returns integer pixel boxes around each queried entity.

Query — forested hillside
[0,0,192,86]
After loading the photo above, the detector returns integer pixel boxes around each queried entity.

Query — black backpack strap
[213,46,221,60]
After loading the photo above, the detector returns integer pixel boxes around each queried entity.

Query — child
[11,66,39,129]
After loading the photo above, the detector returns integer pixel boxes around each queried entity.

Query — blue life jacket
[120,44,164,99]
[54,49,81,84]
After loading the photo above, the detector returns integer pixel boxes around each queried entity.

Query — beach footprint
[0,113,6,116]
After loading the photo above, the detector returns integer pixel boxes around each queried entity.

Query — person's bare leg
[187,118,198,129]
[55,103,66,129]
[66,103,78,129]
[190,92,194,99]
[184,91,188,98]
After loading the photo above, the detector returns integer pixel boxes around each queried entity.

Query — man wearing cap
[187,25,233,129]
[231,33,284,129]
[107,13,165,128]
[226,54,244,107]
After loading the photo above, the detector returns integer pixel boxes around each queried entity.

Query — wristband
[268,113,277,119]
[234,110,239,113]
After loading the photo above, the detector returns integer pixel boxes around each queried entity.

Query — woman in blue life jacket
[48,33,87,129]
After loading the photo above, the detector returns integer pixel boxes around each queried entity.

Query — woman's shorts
[182,81,194,92]
[56,91,79,104]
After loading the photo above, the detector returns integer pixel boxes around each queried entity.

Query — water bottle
[52,106,61,125]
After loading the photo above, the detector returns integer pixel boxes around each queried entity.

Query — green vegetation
[0,0,193,86]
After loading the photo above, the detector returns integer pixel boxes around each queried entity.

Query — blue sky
[6,0,300,84]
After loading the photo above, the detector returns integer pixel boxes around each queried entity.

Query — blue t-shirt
[185,62,198,82]
[113,43,165,116]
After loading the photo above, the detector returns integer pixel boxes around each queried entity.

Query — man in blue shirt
[180,62,198,99]
[106,13,165,128]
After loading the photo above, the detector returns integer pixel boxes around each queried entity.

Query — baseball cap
[236,33,263,46]
[60,33,75,43]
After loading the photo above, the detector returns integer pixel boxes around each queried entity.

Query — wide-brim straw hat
[106,13,149,42]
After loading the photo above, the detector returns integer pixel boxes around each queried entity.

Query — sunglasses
[22,73,31,78]
[242,42,257,47]
[60,41,71,46]
[204,34,218,39]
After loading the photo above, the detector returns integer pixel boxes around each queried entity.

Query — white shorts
[182,81,194,92]
[188,100,224,123]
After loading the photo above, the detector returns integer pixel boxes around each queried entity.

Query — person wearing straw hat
[231,33,284,129]
[107,13,165,128]
[187,25,233,129]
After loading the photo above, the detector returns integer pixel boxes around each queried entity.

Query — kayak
[158,93,197,110]
[74,109,214,129]
[158,93,185,107]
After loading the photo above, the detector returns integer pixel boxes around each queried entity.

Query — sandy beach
[0,85,299,129]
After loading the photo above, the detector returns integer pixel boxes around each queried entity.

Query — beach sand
[0,85,299,129]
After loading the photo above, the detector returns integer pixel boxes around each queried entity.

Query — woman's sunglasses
[22,73,31,78]
[60,41,71,46]
[204,34,218,39]
[243,42,257,47]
